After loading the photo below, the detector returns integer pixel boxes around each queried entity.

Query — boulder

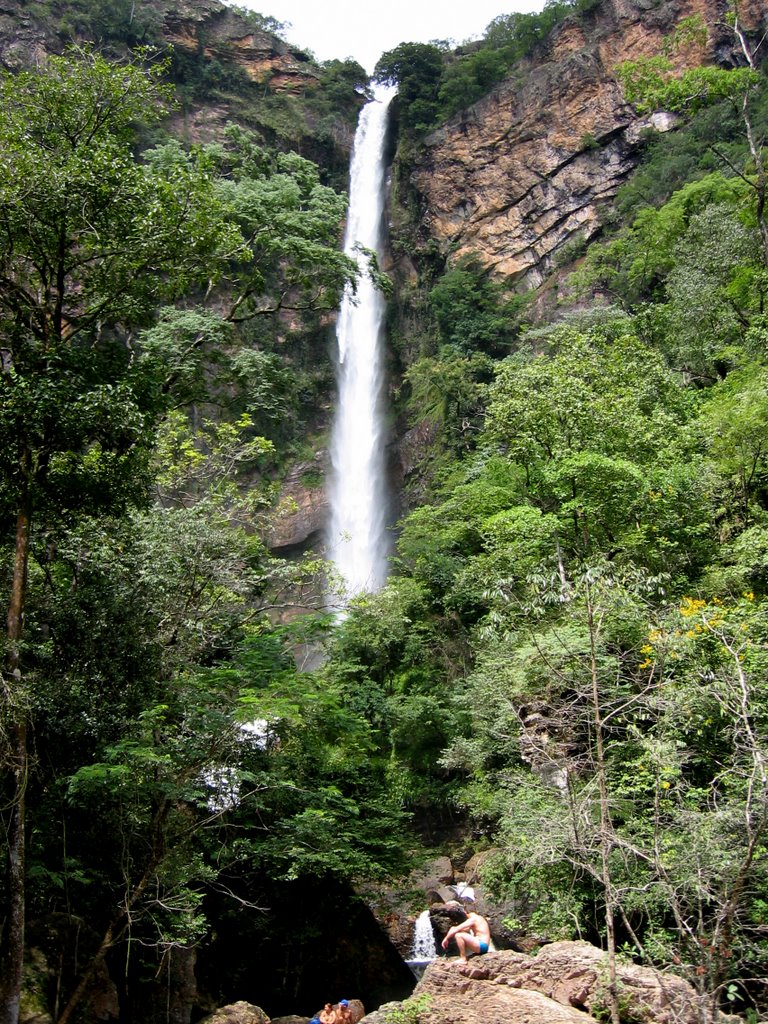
[361,987,593,1024]
[527,942,701,1024]
[409,856,454,891]
[199,1002,270,1024]
[460,851,497,884]
[394,943,704,1024]
[357,1002,401,1024]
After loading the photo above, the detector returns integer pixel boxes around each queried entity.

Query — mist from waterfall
[327,84,396,603]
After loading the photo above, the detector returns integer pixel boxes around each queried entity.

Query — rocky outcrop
[199,1002,269,1024]
[407,0,768,288]
[161,0,318,92]
[0,0,317,91]
[362,942,705,1024]
[363,990,593,1024]
[266,456,329,553]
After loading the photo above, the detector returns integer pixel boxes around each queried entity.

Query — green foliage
[483,328,703,564]
[0,43,402,1020]
[617,56,758,118]
[428,255,521,354]
[402,349,493,469]
[375,42,446,137]
[53,0,164,48]
[10,6,768,1020]
[571,173,766,377]
[612,82,768,221]
[0,48,242,531]
[376,0,605,132]
[200,125,356,316]
[384,994,433,1024]
[694,362,768,527]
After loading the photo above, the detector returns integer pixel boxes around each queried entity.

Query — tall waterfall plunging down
[327,85,396,603]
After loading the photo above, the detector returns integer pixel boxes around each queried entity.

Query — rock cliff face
[161,0,318,92]
[406,0,767,288]
[0,0,317,90]
[0,0,319,99]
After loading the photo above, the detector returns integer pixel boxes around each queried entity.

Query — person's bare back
[441,909,491,963]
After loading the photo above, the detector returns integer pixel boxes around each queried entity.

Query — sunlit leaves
[617,56,758,117]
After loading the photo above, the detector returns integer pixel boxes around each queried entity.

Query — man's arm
[441,918,474,948]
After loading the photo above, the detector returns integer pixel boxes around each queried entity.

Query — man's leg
[454,934,481,963]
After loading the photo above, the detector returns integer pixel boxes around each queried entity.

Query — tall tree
[0,47,242,1024]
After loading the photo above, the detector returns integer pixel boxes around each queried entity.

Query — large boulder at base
[508,941,701,1024]
[383,942,704,1024]
[199,1002,270,1024]
[361,988,593,1024]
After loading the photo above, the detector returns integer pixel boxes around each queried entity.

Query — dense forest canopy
[2,1,768,1023]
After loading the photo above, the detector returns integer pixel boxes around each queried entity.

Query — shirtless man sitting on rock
[441,907,491,963]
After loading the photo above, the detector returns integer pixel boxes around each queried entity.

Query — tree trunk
[731,13,768,266]
[0,496,33,1024]
[585,579,621,1024]
[56,799,171,1024]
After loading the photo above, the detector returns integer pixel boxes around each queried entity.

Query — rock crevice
[405,0,765,287]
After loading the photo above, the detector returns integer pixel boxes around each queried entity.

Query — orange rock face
[407,0,768,288]
[162,0,319,92]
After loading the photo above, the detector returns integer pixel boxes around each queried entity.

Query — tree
[428,255,519,355]
[374,42,445,136]
[695,362,768,525]
[617,11,768,262]
[0,48,243,1024]
[483,327,702,564]
[0,38,367,1019]
[449,566,768,1021]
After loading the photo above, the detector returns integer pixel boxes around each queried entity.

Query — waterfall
[327,84,396,602]
[410,910,437,960]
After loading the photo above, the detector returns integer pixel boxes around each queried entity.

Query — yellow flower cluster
[679,597,707,618]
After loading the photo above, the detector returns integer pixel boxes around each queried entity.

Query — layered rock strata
[162,0,318,91]
[0,0,318,92]
[408,0,768,287]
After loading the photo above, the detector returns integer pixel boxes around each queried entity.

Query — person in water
[441,907,491,963]
[319,1003,337,1024]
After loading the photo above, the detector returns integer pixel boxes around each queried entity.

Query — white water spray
[410,910,438,960]
[327,85,396,602]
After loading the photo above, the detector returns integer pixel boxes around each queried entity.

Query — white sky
[237,0,544,74]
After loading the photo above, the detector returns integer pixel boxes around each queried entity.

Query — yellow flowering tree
[628,591,768,1018]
